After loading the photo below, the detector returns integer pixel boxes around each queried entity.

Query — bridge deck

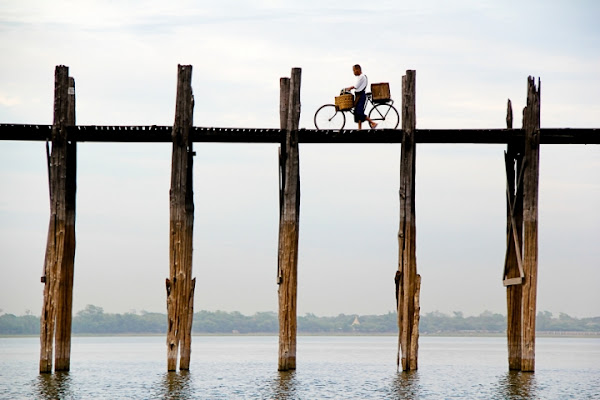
[0,123,598,144]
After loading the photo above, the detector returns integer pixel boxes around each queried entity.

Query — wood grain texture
[40,66,77,373]
[166,65,195,371]
[278,68,301,371]
[521,77,541,372]
[504,99,524,370]
[397,70,419,371]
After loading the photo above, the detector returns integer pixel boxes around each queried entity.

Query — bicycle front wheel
[368,104,399,129]
[314,104,346,130]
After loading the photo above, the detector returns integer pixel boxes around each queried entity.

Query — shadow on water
[496,370,537,399]
[391,370,420,399]
[155,370,193,400]
[268,370,298,399]
[35,371,74,400]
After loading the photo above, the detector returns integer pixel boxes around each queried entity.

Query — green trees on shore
[1,306,599,335]
[0,313,39,335]
[72,305,166,334]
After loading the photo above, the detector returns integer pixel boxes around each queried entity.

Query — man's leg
[366,116,377,128]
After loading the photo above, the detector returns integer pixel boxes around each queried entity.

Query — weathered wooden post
[166,64,196,371]
[503,99,525,370]
[40,66,77,373]
[277,77,290,285]
[277,68,301,371]
[521,77,541,372]
[396,70,420,371]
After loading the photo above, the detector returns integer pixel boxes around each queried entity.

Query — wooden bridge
[1,123,594,144]
[1,65,598,374]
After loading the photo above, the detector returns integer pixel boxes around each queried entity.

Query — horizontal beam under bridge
[0,124,598,144]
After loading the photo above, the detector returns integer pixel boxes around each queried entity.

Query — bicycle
[314,90,399,130]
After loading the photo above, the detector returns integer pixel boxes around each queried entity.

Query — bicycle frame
[348,92,394,117]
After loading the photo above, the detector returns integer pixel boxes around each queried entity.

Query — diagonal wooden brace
[503,154,525,286]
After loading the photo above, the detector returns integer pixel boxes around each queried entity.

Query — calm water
[0,335,599,399]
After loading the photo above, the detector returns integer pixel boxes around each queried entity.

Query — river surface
[1,335,599,399]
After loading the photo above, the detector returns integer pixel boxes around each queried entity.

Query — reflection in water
[36,371,74,400]
[270,370,298,399]
[5,337,594,399]
[391,370,420,399]
[497,370,537,399]
[155,370,192,400]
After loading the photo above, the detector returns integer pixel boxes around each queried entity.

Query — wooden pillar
[40,66,77,373]
[521,77,541,372]
[277,77,290,284]
[396,70,420,371]
[503,99,524,370]
[277,68,301,371]
[55,76,77,371]
[166,64,196,371]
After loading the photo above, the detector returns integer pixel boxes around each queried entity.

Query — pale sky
[0,0,598,318]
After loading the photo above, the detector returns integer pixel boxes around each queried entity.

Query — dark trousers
[354,91,366,123]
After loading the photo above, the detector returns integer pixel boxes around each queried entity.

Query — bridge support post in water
[277,68,301,371]
[396,70,420,371]
[166,65,196,371]
[521,77,541,372]
[503,98,525,370]
[503,77,541,372]
[40,66,77,373]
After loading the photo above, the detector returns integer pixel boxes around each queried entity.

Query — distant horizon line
[3,306,598,320]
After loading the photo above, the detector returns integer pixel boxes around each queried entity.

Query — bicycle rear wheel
[314,104,345,130]
[368,104,399,129]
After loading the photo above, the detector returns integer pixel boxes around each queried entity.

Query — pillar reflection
[156,370,192,400]
[271,370,298,399]
[36,371,73,400]
[391,370,420,399]
[497,370,537,399]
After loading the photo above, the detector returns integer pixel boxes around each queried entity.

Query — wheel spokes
[369,104,399,129]
[314,104,345,129]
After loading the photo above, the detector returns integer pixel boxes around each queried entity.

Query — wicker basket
[335,93,354,111]
[371,83,391,103]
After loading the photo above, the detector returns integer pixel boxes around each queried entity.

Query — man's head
[353,64,362,76]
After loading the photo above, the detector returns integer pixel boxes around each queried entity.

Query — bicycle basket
[335,93,354,111]
[371,82,391,103]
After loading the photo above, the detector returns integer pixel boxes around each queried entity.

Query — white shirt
[355,74,368,92]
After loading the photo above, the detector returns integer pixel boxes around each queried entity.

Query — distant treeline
[1,305,599,335]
